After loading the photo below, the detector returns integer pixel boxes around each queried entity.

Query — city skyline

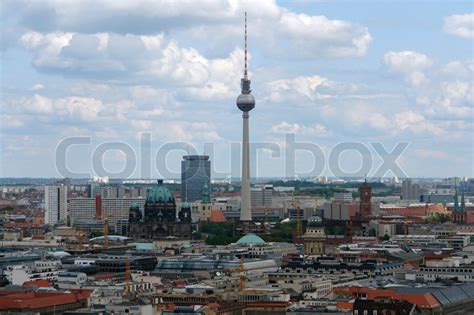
[1,1,473,178]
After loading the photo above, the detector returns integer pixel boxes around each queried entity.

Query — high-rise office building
[44,185,68,225]
[236,12,255,221]
[69,196,146,233]
[333,191,353,202]
[402,179,427,200]
[181,155,211,202]
[401,178,412,200]
[251,185,273,208]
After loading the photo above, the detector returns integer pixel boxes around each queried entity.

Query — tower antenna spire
[244,11,248,79]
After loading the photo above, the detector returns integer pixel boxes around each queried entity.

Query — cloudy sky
[1,0,473,179]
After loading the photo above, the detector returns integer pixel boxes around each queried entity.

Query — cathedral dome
[236,233,265,245]
[147,184,175,204]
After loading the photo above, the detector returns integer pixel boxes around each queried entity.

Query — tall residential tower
[236,12,255,221]
[44,185,68,225]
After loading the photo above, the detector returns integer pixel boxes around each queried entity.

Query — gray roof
[388,251,423,261]
[395,283,474,306]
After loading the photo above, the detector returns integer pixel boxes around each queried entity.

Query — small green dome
[181,202,190,209]
[236,233,265,245]
[147,184,174,204]
[130,202,140,209]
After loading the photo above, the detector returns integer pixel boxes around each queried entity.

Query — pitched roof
[209,210,227,222]
[0,290,91,310]
[334,287,440,309]
[22,279,53,288]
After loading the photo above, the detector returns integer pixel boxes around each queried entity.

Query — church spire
[202,182,210,204]
[454,188,460,212]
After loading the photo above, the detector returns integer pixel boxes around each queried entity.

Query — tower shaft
[240,111,251,221]
[236,12,255,222]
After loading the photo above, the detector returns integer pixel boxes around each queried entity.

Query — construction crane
[101,207,128,248]
[225,257,265,293]
[239,256,245,292]
[75,229,87,250]
[124,257,131,295]
[103,207,109,248]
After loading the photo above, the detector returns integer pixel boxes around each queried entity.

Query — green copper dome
[181,202,190,209]
[236,233,265,245]
[130,202,140,209]
[147,184,175,204]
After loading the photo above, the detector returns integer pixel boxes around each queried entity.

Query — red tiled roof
[23,279,53,288]
[173,280,187,287]
[0,290,92,310]
[209,210,226,222]
[334,287,440,309]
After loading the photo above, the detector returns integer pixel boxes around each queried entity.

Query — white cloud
[277,12,372,57]
[394,110,447,137]
[441,60,474,79]
[31,83,44,90]
[319,103,395,137]
[14,94,105,122]
[271,121,328,136]
[441,80,473,102]
[265,75,335,103]
[443,13,474,39]
[10,0,372,59]
[383,50,433,87]
[20,31,246,96]
[0,115,25,128]
[20,31,74,68]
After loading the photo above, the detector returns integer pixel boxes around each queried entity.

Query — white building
[417,257,474,282]
[44,185,68,225]
[69,197,145,233]
[333,192,353,202]
[251,185,273,208]
[4,260,63,285]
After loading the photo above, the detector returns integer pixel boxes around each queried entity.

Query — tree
[382,234,390,241]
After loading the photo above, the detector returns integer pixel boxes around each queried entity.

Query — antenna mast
[244,11,248,79]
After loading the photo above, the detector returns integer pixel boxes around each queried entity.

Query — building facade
[358,181,372,219]
[129,180,192,240]
[181,155,211,202]
[303,226,326,255]
[251,185,273,208]
[69,197,146,233]
[44,185,68,225]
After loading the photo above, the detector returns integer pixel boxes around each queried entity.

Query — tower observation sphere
[236,90,255,112]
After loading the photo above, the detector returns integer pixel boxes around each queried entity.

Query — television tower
[236,12,255,221]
